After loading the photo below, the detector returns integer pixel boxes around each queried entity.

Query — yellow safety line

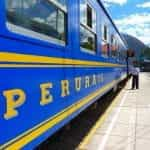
[0,52,123,67]
[0,80,116,150]
[77,80,128,150]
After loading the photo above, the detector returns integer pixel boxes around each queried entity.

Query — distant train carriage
[0,0,127,149]
[141,59,150,72]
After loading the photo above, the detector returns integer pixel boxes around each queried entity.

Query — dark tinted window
[104,25,107,41]
[87,5,92,28]
[6,0,67,45]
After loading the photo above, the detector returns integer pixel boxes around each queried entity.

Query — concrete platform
[78,73,150,150]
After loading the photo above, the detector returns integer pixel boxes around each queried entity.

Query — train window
[114,39,119,58]
[80,0,96,53]
[101,24,109,56]
[87,5,92,28]
[103,25,107,41]
[80,25,96,52]
[6,0,67,45]
[111,34,117,57]
[111,34,114,45]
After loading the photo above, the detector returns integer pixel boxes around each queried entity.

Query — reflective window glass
[87,5,92,28]
[101,24,109,57]
[111,35,116,57]
[80,0,96,53]
[6,0,67,45]
[80,25,96,52]
[56,0,67,8]
[103,25,107,41]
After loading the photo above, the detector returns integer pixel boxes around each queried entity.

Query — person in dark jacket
[131,64,140,89]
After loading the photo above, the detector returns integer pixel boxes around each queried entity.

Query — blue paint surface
[0,0,127,149]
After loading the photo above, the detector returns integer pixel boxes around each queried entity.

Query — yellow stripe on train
[0,52,123,67]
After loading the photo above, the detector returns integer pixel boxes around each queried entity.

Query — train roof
[97,0,128,49]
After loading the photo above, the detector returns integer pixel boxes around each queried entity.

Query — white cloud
[115,13,150,25]
[102,0,127,6]
[114,13,150,45]
[136,2,150,8]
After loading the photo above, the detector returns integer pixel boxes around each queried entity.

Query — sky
[101,0,150,46]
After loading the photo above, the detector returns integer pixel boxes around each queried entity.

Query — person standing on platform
[131,63,140,90]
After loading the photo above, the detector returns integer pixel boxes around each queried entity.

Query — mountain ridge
[122,34,147,60]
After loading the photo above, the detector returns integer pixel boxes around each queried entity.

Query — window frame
[87,4,92,29]
[80,1,97,54]
[103,25,108,41]
[6,0,68,46]
[80,23,97,54]
[50,0,67,13]
[110,34,116,58]
[101,23,109,57]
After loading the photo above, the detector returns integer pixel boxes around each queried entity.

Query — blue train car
[0,0,127,149]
